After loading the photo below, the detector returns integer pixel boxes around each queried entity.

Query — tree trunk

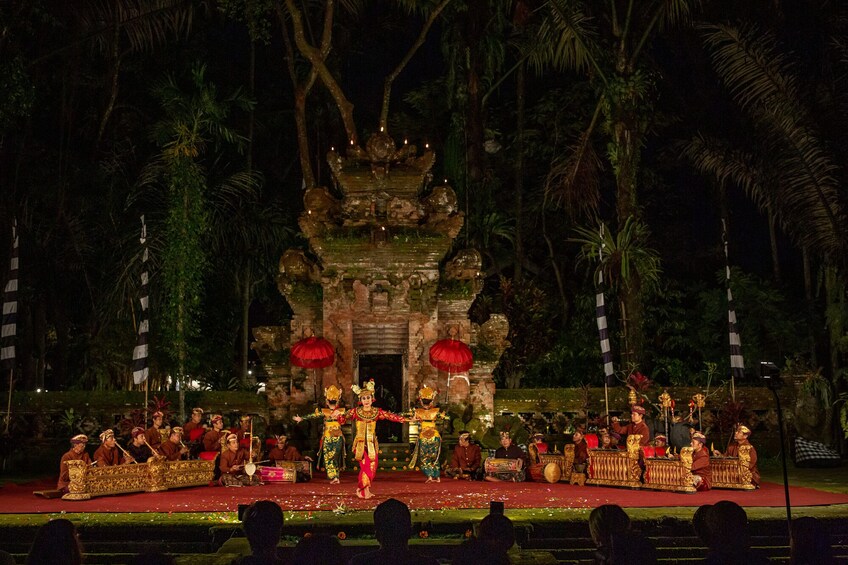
[513,60,525,282]
[241,263,251,387]
[767,203,782,284]
[464,0,487,187]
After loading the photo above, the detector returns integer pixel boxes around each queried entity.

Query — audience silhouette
[703,500,771,564]
[26,518,83,565]
[291,533,345,565]
[239,500,286,565]
[790,516,834,565]
[347,498,439,565]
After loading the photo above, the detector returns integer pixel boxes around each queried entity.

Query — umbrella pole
[444,371,451,404]
[604,383,610,428]
[4,368,13,434]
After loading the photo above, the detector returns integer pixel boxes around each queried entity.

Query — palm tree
[138,62,254,420]
[571,218,662,368]
[528,0,700,365]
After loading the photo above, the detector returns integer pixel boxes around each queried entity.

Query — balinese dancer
[408,385,448,483]
[293,384,346,484]
[344,379,407,499]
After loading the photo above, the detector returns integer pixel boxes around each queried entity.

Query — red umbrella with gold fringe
[429,338,473,402]
[290,336,335,398]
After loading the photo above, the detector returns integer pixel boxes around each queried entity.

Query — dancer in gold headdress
[408,385,448,483]
[294,384,346,484]
[344,379,407,499]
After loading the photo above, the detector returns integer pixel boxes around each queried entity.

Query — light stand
[760,361,791,534]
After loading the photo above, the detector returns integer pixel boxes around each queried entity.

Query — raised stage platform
[6,471,848,514]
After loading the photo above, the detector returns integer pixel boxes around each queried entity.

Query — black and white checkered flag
[1,220,18,371]
[596,229,615,386]
[722,220,744,396]
[132,216,149,385]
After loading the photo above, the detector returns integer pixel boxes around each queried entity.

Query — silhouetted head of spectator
[692,504,713,546]
[705,500,749,550]
[0,550,16,565]
[452,538,510,565]
[243,500,284,556]
[478,513,516,553]
[374,498,412,547]
[26,518,83,565]
[130,552,176,565]
[791,517,833,565]
[589,504,631,549]
[291,533,344,565]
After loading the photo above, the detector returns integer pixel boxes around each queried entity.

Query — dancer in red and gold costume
[344,379,407,499]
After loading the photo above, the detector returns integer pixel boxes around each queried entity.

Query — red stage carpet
[3,472,848,514]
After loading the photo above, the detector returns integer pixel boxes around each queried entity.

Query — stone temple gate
[252,132,509,430]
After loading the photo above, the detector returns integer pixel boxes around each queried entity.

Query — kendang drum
[584,433,599,449]
[484,458,525,482]
[259,463,296,483]
[529,462,561,483]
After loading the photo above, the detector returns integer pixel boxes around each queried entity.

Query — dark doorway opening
[359,354,404,442]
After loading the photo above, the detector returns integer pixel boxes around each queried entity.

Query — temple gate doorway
[358,354,404,442]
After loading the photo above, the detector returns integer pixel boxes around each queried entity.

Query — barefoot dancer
[345,379,407,499]
[293,384,346,484]
[408,385,448,483]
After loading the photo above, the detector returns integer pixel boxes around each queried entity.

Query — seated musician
[202,414,226,452]
[598,428,612,449]
[527,432,548,465]
[93,429,127,466]
[652,434,668,456]
[712,424,759,487]
[690,431,712,491]
[235,414,251,442]
[445,431,481,480]
[182,407,205,437]
[611,405,651,446]
[160,427,190,461]
[126,427,153,464]
[572,429,589,473]
[219,433,255,487]
[145,411,165,452]
[609,432,621,449]
[484,430,527,482]
[268,430,312,463]
[57,434,91,493]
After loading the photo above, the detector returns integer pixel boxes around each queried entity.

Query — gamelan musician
[57,434,91,492]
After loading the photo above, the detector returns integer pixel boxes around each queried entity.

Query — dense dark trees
[0,0,846,423]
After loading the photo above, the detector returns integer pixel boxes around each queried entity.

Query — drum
[528,462,561,483]
[198,451,218,461]
[259,463,296,483]
[484,458,521,474]
[584,433,599,449]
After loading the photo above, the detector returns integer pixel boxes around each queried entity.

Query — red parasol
[290,336,335,398]
[290,336,335,369]
[429,339,473,373]
[429,338,473,401]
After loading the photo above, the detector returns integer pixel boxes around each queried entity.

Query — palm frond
[529,0,596,75]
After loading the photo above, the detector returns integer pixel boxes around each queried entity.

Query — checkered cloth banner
[132,216,149,385]
[596,229,614,386]
[722,221,745,383]
[1,220,18,371]
[794,437,840,467]
[596,269,615,386]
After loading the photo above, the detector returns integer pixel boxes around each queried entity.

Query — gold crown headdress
[418,385,437,400]
[737,424,751,435]
[351,379,376,397]
[324,384,342,401]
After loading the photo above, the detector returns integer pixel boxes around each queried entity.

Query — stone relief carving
[444,249,483,280]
